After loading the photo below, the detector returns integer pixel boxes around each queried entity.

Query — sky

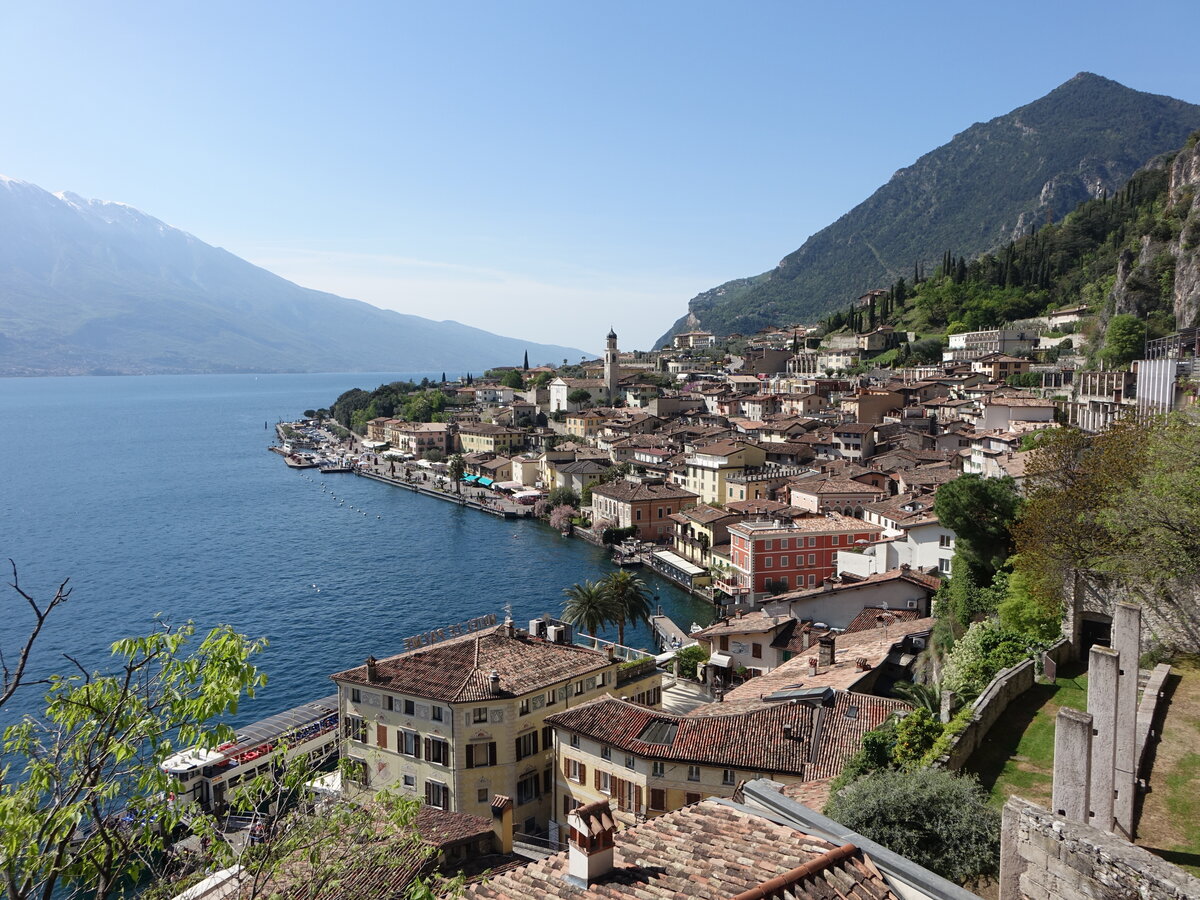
[2,1,1198,351]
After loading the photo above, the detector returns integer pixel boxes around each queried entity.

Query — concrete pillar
[1112,603,1141,838]
[1088,645,1120,832]
[1052,707,1092,824]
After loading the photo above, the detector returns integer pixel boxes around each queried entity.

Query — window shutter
[425,782,432,805]
[634,785,643,813]
[612,777,624,809]
[579,763,586,784]
[424,738,432,760]
[532,730,539,753]
[489,742,497,766]
[594,769,600,790]
[376,724,388,749]
[515,737,521,761]
[414,735,421,760]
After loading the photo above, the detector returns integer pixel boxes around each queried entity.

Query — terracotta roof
[724,619,933,699]
[844,606,924,634]
[590,481,699,504]
[691,612,790,639]
[415,805,494,849]
[330,625,611,702]
[673,503,739,525]
[546,692,905,781]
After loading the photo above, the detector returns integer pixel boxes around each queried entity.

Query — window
[723,769,736,785]
[473,707,489,723]
[431,705,443,722]
[425,780,448,810]
[398,729,419,757]
[939,557,952,573]
[425,737,450,766]
[601,745,611,761]
[686,792,702,805]
[939,534,954,548]
[542,725,553,749]
[764,557,773,569]
[652,761,665,777]
[687,765,701,782]
[519,698,530,716]
[624,755,635,770]
[808,574,816,586]
[808,554,816,566]
[598,771,611,794]
[567,758,586,783]
[517,772,541,805]
[545,689,557,706]
[574,680,584,696]
[465,741,496,768]
[807,537,816,547]
[404,699,415,716]
[350,688,361,704]
[376,723,389,749]
[650,788,666,811]
[635,509,642,520]
[344,715,366,743]
[564,796,580,818]
[403,774,416,789]
[384,695,394,711]
[598,671,608,687]
[477,788,488,803]
[832,535,840,547]
[570,733,580,749]
[763,540,773,550]
[751,643,762,659]
[515,731,539,761]
[720,635,729,651]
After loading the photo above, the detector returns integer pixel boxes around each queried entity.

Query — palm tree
[602,570,653,647]
[448,454,465,495]
[561,581,615,638]
[892,680,955,716]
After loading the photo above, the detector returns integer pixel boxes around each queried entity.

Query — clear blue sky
[3,1,1198,350]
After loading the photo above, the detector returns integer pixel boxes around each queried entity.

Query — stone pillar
[940,689,955,724]
[1112,603,1141,838]
[1052,707,1093,824]
[1088,645,1120,832]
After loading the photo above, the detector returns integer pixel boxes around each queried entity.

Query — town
[241,312,1200,899]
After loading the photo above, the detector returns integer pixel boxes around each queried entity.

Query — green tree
[891,708,944,766]
[499,369,524,390]
[673,644,709,680]
[1100,314,1147,369]
[448,454,465,495]
[545,486,580,510]
[566,388,592,407]
[561,581,616,637]
[824,768,1000,883]
[601,571,653,647]
[1,621,266,900]
[933,475,1022,583]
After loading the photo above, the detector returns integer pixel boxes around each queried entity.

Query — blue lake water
[0,373,714,730]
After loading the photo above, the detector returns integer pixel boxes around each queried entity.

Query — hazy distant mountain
[656,73,1200,346]
[0,178,588,375]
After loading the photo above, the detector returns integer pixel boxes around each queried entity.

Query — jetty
[649,613,693,652]
[355,469,527,519]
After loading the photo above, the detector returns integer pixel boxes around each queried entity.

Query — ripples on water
[0,373,714,729]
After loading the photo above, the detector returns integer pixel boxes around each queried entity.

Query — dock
[355,469,528,519]
[650,613,693,652]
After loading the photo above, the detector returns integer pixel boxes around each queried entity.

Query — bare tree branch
[2,560,72,710]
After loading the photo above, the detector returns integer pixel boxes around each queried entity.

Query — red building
[724,515,883,603]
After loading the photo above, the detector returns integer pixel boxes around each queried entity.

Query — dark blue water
[0,374,713,730]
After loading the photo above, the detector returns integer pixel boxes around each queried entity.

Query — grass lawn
[1136,656,1200,876]
[962,664,1089,809]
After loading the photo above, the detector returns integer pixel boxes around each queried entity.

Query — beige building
[547,690,906,830]
[457,423,526,455]
[330,620,662,836]
[386,421,451,457]
[589,478,698,542]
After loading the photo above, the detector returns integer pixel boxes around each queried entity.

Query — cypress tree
[523,350,529,371]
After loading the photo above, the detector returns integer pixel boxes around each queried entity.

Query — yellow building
[330,619,662,836]
[683,440,767,505]
[456,424,526,455]
[547,690,905,831]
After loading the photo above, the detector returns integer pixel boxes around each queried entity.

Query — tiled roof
[844,606,924,634]
[330,625,611,702]
[415,805,493,848]
[691,611,789,639]
[673,504,739,525]
[590,481,698,504]
[724,619,933,698]
[547,692,905,781]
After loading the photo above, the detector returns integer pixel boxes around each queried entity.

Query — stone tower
[604,327,619,404]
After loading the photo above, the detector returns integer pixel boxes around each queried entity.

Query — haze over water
[0,373,713,728]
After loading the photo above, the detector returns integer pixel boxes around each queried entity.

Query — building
[671,330,717,349]
[588,478,698,542]
[564,409,608,442]
[457,423,526,455]
[788,477,888,516]
[971,353,1031,382]
[945,328,1036,361]
[329,619,662,835]
[387,422,451,457]
[547,690,907,828]
[760,568,941,630]
[603,328,620,402]
[724,515,883,602]
[682,440,767,504]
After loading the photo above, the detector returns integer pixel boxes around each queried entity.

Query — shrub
[824,768,1000,883]
[674,644,709,680]
[892,708,944,767]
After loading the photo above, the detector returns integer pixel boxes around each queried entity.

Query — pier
[355,469,527,519]
[650,612,693,652]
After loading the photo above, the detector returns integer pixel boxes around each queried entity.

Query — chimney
[807,656,818,677]
[490,795,513,855]
[818,635,835,668]
[489,670,502,695]
[365,656,378,683]
[566,800,616,887]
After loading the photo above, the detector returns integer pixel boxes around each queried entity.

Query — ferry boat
[161,695,339,813]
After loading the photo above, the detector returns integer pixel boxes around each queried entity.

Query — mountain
[656,74,1200,347]
[0,177,589,376]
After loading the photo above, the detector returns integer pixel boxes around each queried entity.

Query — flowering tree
[549,504,577,532]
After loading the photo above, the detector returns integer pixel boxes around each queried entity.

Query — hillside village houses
[326,318,1200,888]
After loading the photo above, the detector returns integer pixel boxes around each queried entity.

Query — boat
[160,694,339,814]
[611,539,643,567]
[284,455,318,469]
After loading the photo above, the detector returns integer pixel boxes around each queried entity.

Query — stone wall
[939,639,1071,771]
[1067,571,1200,657]
[1000,796,1200,900]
